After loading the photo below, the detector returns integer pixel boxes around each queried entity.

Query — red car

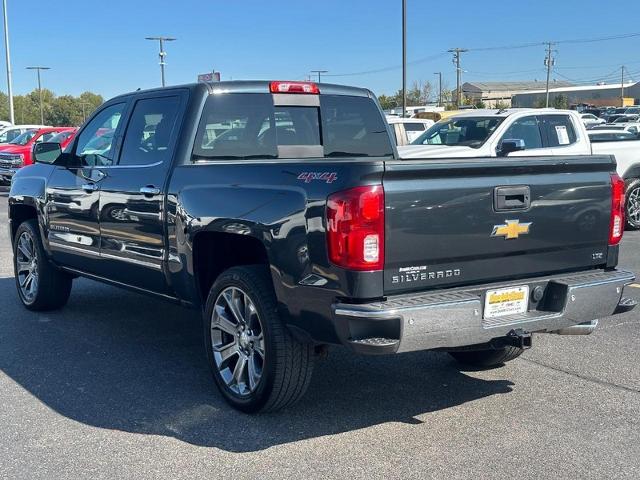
[0,127,76,183]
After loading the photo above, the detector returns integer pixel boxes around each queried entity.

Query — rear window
[192,93,392,161]
[320,95,393,157]
[403,122,427,132]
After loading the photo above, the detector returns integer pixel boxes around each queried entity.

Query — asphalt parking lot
[0,187,639,480]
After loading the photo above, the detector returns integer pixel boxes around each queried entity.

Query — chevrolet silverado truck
[398,108,640,229]
[8,81,637,412]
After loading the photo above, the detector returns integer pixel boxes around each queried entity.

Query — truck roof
[109,81,372,102]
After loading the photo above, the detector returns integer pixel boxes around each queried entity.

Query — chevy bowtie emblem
[491,220,532,239]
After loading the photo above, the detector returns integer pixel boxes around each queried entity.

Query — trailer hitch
[492,328,532,350]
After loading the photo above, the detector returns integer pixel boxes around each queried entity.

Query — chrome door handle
[81,183,98,192]
[139,186,160,196]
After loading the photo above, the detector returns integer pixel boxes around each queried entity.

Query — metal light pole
[402,0,407,117]
[26,66,50,125]
[145,36,176,87]
[621,66,625,107]
[310,70,328,83]
[2,0,13,123]
[80,101,91,123]
[434,72,442,107]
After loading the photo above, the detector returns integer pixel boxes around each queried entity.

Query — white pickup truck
[398,108,640,229]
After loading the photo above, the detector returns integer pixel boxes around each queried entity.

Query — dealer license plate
[483,285,529,319]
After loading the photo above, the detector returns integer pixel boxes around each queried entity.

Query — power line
[466,32,640,53]
[324,52,448,77]
[323,31,640,81]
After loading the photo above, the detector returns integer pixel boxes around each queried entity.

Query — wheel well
[193,231,270,302]
[9,204,37,242]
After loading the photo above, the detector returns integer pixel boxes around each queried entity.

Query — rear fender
[169,184,309,309]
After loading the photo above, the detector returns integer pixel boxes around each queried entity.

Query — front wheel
[448,346,524,369]
[13,219,73,311]
[204,265,314,413]
[625,178,640,230]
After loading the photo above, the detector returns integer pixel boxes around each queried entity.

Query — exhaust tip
[553,320,598,336]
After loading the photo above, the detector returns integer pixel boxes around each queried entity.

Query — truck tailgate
[383,156,615,294]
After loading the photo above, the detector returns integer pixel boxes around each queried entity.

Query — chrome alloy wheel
[15,231,39,303]
[628,186,640,226]
[211,286,265,396]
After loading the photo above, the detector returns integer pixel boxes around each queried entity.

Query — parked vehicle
[580,113,605,127]
[46,128,78,151]
[0,125,47,144]
[9,81,635,412]
[386,116,435,145]
[590,124,640,136]
[399,108,640,228]
[0,127,75,183]
[588,130,637,141]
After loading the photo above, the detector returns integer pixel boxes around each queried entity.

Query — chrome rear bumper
[333,269,635,354]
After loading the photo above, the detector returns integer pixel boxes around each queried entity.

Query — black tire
[448,346,523,369]
[204,265,314,413]
[625,178,640,230]
[13,219,73,311]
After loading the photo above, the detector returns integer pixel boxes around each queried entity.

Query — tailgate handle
[494,186,530,211]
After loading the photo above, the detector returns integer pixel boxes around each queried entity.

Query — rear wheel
[449,346,524,369]
[204,265,314,413]
[13,220,73,311]
[625,178,640,230]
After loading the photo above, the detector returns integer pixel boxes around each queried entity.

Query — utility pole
[402,0,407,117]
[448,48,467,108]
[621,66,626,107]
[310,70,328,83]
[26,66,50,125]
[145,36,176,87]
[434,71,442,107]
[2,0,14,124]
[544,42,556,108]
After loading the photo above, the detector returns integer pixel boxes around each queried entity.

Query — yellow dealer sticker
[484,285,529,319]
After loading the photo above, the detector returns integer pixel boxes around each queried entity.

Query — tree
[376,79,436,112]
[377,94,397,111]
[1,89,104,126]
[552,94,569,109]
[533,98,546,108]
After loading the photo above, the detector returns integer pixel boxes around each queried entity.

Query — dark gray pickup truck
[8,80,636,412]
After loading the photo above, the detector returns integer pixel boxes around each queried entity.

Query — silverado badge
[491,219,531,240]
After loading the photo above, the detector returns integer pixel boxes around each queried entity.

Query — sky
[3,0,640,101]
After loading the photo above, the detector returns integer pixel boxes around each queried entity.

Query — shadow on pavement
[0,276,514,452]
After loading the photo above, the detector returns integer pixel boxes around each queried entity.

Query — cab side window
[75,103,126,167]
[541,115,577,147]
[119,96,181,166]
[499,116,543,150]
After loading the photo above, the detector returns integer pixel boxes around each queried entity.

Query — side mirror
[33,142,62,164]
[498,138,526,156]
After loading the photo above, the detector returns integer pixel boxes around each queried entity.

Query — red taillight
[610,173,625,245]
[326,185,384,271]
[269,81,319,94]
